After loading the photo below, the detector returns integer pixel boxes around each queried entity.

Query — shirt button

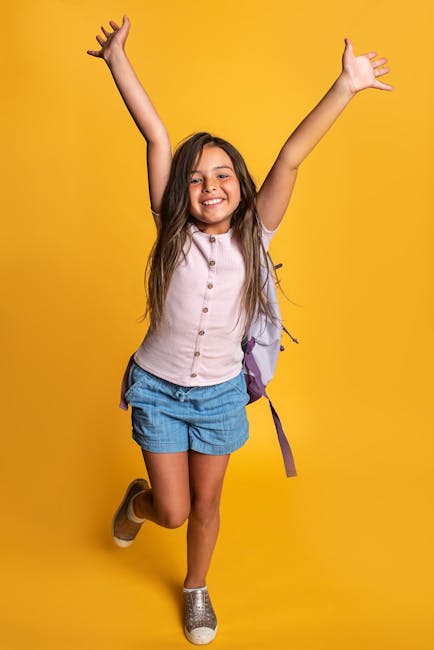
[202,307,208,313]
[199,330,205,336]
[194,351,200,357]
[191,373,197,378]
[207,283,213,289]
[209,236,216,243]
[209,260,215,266]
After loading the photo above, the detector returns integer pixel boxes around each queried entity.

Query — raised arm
[87,15,172,221]
[256,38,393,231]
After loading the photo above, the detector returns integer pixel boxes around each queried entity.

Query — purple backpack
[241,254,299,477]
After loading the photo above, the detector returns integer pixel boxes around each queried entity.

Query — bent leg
[132,449,191,529]
[184,450,231,588]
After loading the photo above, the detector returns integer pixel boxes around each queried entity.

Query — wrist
[333,73,357,99]
[105,45,128,68]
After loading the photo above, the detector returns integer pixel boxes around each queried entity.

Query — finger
[101,25,110,37]
[374,80,394,91]
[110,21,120,30]
[361,51,377,59]
[374,66,391,77]
[87,49,101,57]
[344,38,354,55]
[372,57,387,68]
[96,35,105,46]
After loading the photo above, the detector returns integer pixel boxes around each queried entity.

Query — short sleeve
[260,220,280,252]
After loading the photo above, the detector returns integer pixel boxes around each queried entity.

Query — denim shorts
[124,361,250,455]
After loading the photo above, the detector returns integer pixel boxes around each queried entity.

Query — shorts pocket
[125,363,158,403]
[215,371,248,398]
[231,371,248,394]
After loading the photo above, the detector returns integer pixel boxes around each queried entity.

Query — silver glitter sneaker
[112,478,149,547]
[183,586,218,645]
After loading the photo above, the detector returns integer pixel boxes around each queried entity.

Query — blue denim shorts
[124,361,250,455]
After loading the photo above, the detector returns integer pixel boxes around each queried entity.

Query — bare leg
[131,449,191,528]
[183,450,230,588]
[115,447,230,588]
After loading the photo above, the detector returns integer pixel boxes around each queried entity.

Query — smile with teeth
[202,198,224,206]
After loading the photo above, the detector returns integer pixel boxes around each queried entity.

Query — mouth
[201,198,225,206]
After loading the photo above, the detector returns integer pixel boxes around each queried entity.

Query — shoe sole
[112,478,148,548]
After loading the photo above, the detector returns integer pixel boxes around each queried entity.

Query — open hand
[341,38,393,93]
[86,15,130,62]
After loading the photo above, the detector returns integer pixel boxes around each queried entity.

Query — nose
[202,177,217,192]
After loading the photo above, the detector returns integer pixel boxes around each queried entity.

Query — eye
[189,177,202,184]
[217,173,229,179]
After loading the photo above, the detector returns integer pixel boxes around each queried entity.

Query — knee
[190,497,220,525]
[158,507,190,529]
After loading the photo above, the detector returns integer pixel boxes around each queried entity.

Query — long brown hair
[138,132,281,335]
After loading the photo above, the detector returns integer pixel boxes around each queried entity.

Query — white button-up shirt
[133,220,279,386]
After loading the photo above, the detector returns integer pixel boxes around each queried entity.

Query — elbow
[279,151,300,173]
[146,125,170,147]
[287,162,299,175]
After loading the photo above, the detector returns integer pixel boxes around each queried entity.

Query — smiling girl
[87,15,392,645]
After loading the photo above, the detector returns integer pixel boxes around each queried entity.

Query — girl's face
[188,145,241,234]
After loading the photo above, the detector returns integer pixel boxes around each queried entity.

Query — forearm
[106,47,169,144]
[279,73,356,169]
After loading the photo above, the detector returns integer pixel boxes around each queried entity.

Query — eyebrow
[190,165,233,174]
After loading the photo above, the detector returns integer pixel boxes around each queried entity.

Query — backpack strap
[266,398,297,477]
[119,353,136,410]
[270,259,299,345]
[243,338,297,478]
[282,324,299,345]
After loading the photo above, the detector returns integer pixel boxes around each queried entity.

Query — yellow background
[2,0,433,648]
